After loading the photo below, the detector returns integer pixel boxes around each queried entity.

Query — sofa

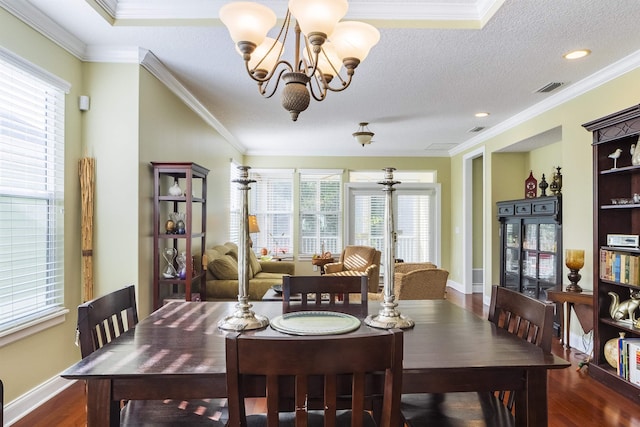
[203,242,295,300]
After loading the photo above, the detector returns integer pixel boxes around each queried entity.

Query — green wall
[0,8,83,402]
[450,67,640,301]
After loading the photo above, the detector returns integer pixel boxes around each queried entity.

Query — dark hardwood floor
[9,288,640,426]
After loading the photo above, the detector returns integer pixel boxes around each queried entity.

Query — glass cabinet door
[505,222,520,248]
[523,223,538,250]
[539,223,557,252]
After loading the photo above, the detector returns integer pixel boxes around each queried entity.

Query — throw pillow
[249,250,262,276]
[208,255,238,280]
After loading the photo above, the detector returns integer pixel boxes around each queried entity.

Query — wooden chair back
[488,285,554,353]
[1,379,3,426]
[485,285,554,414]
[76,286,227,425]
[77,285,139,358]
[225,329,404,427]
[283,275,369,316]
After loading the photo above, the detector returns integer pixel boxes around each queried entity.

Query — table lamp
[565,249,584,292]
[248,214,260,247]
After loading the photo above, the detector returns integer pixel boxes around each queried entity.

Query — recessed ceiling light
[563,49,591,60]
[475,112,490,118]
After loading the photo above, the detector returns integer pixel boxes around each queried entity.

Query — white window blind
[230,166,294,257]
[299,170,342,256]
[0,50,66,334]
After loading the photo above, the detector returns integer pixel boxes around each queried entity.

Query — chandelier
[219,0,380,121]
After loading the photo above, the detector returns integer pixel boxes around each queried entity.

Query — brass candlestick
[565,249,584,293]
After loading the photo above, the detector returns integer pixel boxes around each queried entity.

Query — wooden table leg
[86,379,119,427]
[565,302,573,349]
[514,368,548,427]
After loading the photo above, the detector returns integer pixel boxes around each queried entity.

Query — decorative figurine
[550,166,562,195]
[608,290,640,322]
[524,171,537,199]
[539,174,548,196]
[608,148,623,169]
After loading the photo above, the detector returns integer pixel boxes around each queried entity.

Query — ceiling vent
[535,82,564,93]
[468,126,485,133]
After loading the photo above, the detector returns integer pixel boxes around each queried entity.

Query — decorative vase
[177,251,187,279]
[604,332,626,368]
[632,144,640,166]
[162,247,177,278]
[168,180,183,196]
[165,218,175,234]
[171,212,186,234]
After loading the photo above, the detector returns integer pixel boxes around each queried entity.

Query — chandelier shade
[219,0,380,121]
[288,0,348,39]
[219,2,276,49]
[331,21,381,62]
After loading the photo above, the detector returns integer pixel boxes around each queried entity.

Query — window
[299,170,342,257]
[230,166,294,257]
[0,48,69,343]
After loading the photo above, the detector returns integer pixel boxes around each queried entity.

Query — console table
[547,289,593,349]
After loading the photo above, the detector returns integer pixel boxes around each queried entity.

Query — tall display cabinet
[152,162,208,310]
[497,196,563,302]
[583,104,640,403]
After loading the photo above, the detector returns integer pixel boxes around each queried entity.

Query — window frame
[0,47,69,347]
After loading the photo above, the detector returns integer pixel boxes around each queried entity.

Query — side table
[311,257,335,275]
[547,289,594,349]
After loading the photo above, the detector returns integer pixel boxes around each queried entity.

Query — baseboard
[472,268,483,293]
[446,279,465,294]
[4,373,76,426]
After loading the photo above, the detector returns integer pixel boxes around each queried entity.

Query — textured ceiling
[4,0,640,157]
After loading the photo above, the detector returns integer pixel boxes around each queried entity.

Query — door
[345,183,440,265]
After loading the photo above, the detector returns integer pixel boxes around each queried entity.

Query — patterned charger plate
[269,311,361,336]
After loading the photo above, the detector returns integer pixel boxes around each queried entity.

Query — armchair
[369,263,447,301]
[324,245,381,293]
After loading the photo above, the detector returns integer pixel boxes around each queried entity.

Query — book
[627,340,640,385]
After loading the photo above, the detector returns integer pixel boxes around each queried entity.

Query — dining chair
[282,275,369,316]
[1,379,4,426]
[225,328,404,427]
[401,285,554,427]
[77,285,227,426]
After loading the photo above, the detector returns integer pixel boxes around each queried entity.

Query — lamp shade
[219,2,276,47]
[331,21,380,62]
[248,215,260,233]
[288,0,348,38]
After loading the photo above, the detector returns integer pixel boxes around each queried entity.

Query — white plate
[269,311,361,336]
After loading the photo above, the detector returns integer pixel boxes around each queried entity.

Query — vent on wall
[468,126,485,133]
[535,82,564,93]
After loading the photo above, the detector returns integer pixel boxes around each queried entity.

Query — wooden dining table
[61,299,570,427]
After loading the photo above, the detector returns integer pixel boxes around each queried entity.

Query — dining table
[61,299,570,427]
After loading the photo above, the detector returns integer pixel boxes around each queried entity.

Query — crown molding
[85,0,504,28]
[449,49,640,157]
[139,50,245,154]
[0,0,86,58]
